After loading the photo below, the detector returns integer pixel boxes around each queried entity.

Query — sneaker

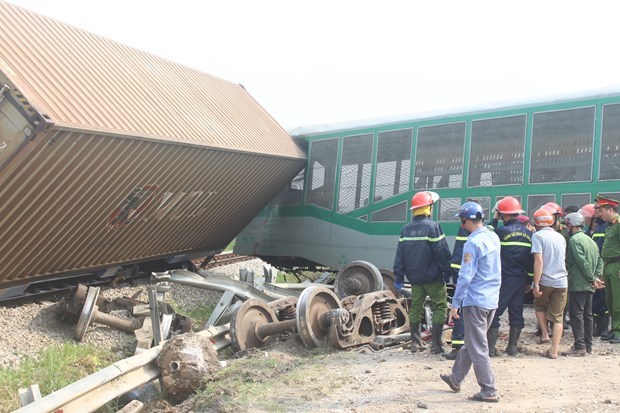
[440,373,461,393]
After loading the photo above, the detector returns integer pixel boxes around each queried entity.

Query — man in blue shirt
[440,202,501,403]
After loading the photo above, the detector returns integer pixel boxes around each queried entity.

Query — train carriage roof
[0,0,305,158]
[288,85,620,138]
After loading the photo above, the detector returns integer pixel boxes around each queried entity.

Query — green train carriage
[235,88,620,273]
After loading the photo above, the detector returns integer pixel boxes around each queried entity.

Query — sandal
[468,393,499,403]
[537,338,550,344]
[540,350,557,359]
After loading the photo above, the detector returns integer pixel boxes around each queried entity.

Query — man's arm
[532,253,543,297]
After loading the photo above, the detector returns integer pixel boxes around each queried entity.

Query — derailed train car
[0,1,306,300]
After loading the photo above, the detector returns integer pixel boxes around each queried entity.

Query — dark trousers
[490,276,526,329]
[592,288,607,316]
[451,308,465,349]
[569,291,593,350]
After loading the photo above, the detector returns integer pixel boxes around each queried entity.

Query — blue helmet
[456,201,484,220]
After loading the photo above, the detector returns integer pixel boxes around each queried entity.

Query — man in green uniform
[597,195,620,344]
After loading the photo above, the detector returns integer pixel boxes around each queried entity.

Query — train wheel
[230,299,278,353]
[334,260,383,299]
[296,286,342,349]
[74,286,100,341]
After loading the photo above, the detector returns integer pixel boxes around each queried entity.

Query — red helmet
[410,191,434,210]
[542,202,563,216]
[497,196,524,214]
[534,208,554,227]
[578,204,595,218]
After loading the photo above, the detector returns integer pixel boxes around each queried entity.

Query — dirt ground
[169,306,620,413]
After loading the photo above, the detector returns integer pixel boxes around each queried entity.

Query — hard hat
[491,200,500,215]
[456,201,484,220]
[496,196,525,215]
[533,208,554,227]
[564,212,585,227]
[427,191,440,204]
[542,202,563,216]
[410,191,435,210]
[578,204,595,218]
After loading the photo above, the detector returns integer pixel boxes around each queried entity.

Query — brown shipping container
[0,1,306,296]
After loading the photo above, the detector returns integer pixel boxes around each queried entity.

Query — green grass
[224,239,236,252]
[183,304,216,330]
[0,342,121,413]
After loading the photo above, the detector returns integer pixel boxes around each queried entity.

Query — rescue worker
[597,194,620,344]
[487,196,533,357]
[587,203,610,338]
[393,191,451,354]
[561,212,604,356]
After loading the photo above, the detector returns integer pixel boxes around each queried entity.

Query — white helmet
[564,212,585,227]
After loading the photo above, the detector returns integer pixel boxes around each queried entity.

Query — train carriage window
[372,201,407,222]
[306,138,338,209]
[527,194,555,218]
[375,129,412,201]
[414,122,466,189]
[600,104,620,180]
[272,168,305,205]
[338,134,373,213]
[438,198,461,221]
[468,115,526,187]
[561,193,591,211]
[530,107,595,183]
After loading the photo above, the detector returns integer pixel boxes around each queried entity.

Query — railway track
[201,253,256,269]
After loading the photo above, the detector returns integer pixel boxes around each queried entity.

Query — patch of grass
[183,304,216,330]
[0,342,120,412]
[275,271,299,283]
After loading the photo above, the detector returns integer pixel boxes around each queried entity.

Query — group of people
[392,191,620,403]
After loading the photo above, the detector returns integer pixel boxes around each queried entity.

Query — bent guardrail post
[14,325,230,413]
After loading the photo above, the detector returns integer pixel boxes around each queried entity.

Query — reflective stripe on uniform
[593,233,606,238]
[500,241,532,247]
[527,272,534,277]
[399,234,446,242]
[450,263,461,269]
[456,236,468,241]
[451,340,465,345]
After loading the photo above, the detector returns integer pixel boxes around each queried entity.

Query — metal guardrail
[14,325,230,413]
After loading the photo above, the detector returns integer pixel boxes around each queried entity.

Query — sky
[5,0,620,129]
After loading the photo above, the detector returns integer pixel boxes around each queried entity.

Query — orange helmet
[578,204,595,218]
[534,208,554,227]
[543,202,563,216]
[410,191,435,210]
[497,196,525,215]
